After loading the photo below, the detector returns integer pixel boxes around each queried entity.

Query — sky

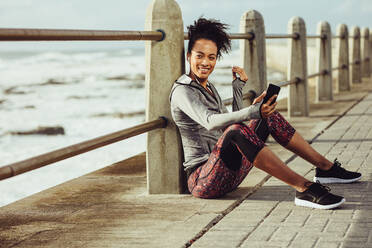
[0,0,371,50]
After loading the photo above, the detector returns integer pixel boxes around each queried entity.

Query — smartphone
[254,84,281,142]
[262,83,281,105]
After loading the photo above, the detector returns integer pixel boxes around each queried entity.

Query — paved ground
[1,80,372,248]
[191,90,372,248]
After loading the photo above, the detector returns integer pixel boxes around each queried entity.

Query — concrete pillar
[240,10,267,106]
[336,24,350,92]
[287,17,309,117]
[351,26,362,84]
[370,29,372,75]
[145,0,185,194]
[361,27,370,77]
[315,21,333,101]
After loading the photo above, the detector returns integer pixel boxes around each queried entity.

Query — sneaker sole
[313,176,362,184]
[294,197,345,210]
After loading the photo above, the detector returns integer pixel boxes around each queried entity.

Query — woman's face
[187,39,218,82]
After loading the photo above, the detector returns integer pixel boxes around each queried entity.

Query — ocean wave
[106,73,145,81]
[67,95,107,100]
[90,110,145,118]
[8,126,65,136]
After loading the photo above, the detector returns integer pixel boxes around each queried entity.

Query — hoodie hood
[175,74,192,85]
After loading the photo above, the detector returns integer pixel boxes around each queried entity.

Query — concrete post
[287,17,309,117]
[336,24,350,92]
[145,0,185,194]
[315,21,333,101]
[370,30,372,75]
[240,10,267,106]
[351,26,362,84]
[361,27,370,78]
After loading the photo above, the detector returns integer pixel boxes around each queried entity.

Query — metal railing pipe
[350,60,361,65]
[333,35,346,39]
[0,28,165,41]
[184,32,255,40]
[332,64,348,71]
[0,118,167,181]
[265,33,300,39]
[222,91,256,106]
[307,70,328,79]
[276,77,301,87]
[307,34,327,39]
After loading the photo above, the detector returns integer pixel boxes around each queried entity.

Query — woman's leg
[252,146,310,192]
[188,123,312,198]
[285,132,333,170]
[188,123,259,198]
[264,111,333,170]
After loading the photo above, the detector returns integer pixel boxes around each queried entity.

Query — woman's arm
[172,86,262,131]
[232,78,246,111]
[231,66,248,111]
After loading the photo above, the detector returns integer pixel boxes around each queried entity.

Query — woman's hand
[253,91,277,118]
[232,66,248,82]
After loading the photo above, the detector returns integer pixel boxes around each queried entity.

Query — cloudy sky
[0,0,371,50]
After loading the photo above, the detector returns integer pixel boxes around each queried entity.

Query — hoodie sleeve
[171,86,262,131]
[232,78,246,111]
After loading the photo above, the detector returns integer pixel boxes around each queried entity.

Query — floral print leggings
[187,111,296,199]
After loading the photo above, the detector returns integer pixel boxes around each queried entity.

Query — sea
[0,42,286,207]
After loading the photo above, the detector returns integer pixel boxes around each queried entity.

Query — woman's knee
[225,123,246,132]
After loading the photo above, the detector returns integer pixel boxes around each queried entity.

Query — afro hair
[187,17,231,59]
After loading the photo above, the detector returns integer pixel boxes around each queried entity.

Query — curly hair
[187,18,231,59]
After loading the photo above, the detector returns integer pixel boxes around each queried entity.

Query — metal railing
[0,118,167,180]
[0,25,367,181]
[265,33,299,39]
[184,32,254,40]
[0,28,165,41]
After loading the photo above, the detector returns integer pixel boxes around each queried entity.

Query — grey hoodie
[169,74,262,172]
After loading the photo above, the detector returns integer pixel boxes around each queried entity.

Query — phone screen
[263,84,281,105]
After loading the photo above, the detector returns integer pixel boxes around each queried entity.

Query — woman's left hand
[232,66,248,82]
[253,91,277,118]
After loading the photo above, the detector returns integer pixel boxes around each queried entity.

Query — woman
[169,18,361,209]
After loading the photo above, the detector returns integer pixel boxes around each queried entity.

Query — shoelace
[333,158,347,173]
[305,182,331,192]
[316,183,331,192]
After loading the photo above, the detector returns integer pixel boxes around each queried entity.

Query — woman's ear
[186,53,190,62]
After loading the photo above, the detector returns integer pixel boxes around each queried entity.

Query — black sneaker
[295,183,345,209]
[314,159,362,184]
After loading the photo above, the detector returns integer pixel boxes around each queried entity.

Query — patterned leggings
[187,111,296,199]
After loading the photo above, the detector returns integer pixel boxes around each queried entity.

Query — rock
[106,75,131,81]
[22,105,35,109]
[10,126,65,136]
[4,87,28,95]
[39,79,67,86]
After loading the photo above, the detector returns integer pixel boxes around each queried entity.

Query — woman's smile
[187,38,218,84]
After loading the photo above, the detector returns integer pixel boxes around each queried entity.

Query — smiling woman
[169,17,361,210]
[187,39,217,85]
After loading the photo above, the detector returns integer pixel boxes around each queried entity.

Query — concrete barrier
[240,10,267,105]
[336,24,350,92]
[316,21,333,101]
[287,17,309,117]
[145,0,185,194]
[362,27,370,78]
[351,26,362,84]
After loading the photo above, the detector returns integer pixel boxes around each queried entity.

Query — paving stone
[315,241,341,248]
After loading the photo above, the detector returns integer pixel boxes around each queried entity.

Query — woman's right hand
[253,91,277,118]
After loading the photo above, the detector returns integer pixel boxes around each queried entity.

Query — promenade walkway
[191,90,372,248]
[1,80,372,248]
